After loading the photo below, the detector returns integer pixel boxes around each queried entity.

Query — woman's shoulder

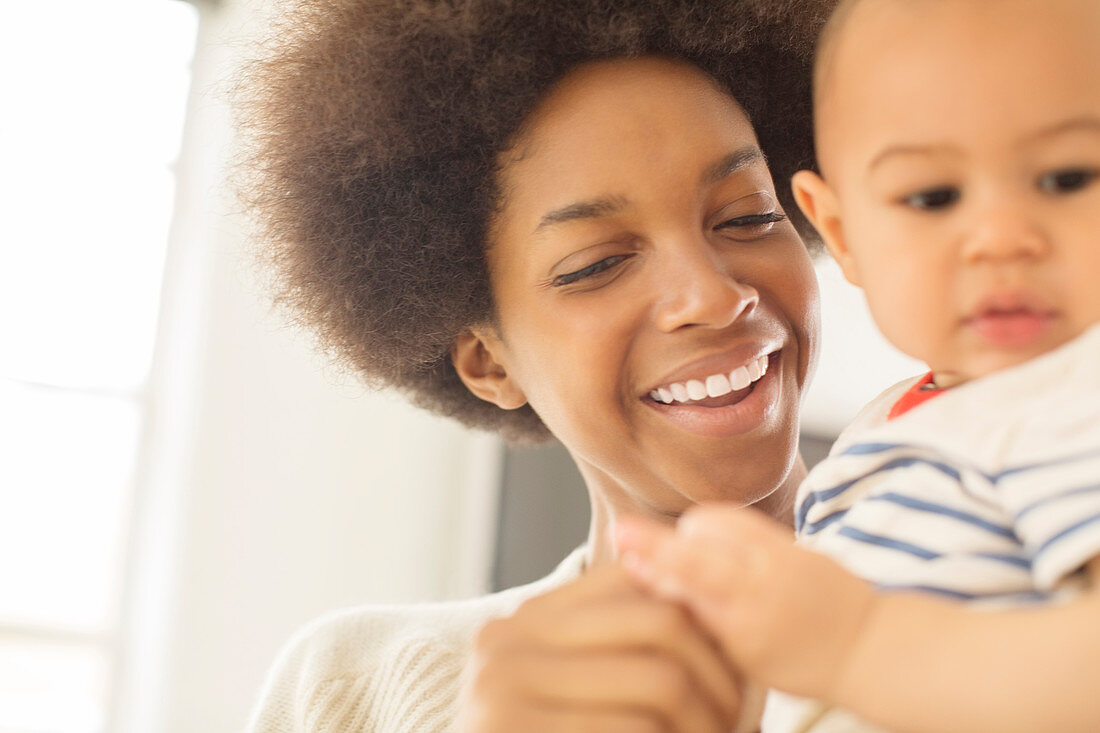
[246,546,587,732]
[268,546,585,685]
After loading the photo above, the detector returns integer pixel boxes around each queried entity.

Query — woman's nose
[960,201,1050,265]
[652,245,759,333]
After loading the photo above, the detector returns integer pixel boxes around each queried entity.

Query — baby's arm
[617,506,877,704]
[617,504,1100,732]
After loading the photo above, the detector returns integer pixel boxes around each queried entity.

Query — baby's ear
[791,170,861,288]
[450,327,528,410]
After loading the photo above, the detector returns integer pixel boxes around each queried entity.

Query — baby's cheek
[1070,278,1100,332]
[863,286,936,365]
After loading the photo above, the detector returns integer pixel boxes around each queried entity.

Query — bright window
[0,2,198,731]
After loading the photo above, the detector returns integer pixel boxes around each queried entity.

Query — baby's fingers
[679,503,794,547]
[616,516,743,605]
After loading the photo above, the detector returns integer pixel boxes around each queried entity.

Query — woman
[239,1,830,730]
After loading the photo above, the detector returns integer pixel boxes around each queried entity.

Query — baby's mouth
[965,307,1055,347]
[649,354,770,407]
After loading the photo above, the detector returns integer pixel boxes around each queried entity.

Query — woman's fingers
[507,650,731,733]
[460,700,667,733]
[461,566,745,732]
[617,506,806,686]
[618,506,877,695]
[528,597,742,723]
[489,566,741,724]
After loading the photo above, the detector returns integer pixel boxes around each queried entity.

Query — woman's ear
[791,170,861,288]
[451,327,528,410]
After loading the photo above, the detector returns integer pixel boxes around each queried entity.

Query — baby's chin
[943,343,1078,385]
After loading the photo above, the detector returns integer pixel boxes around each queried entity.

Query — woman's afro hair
[237,0,833,442]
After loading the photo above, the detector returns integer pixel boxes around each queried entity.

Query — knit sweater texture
[245,547,586,732]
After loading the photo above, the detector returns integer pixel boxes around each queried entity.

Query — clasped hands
[458,504,874,733]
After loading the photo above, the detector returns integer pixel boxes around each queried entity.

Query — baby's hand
[616,504,877,702]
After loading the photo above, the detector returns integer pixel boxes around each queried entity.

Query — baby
[617,0,1100,731]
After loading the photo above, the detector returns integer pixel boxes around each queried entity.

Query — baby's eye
[552,254,630,287]
[1038,168,1097,195]
[901,186,960,211]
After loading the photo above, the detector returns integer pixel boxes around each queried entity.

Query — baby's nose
[960,203,1050,264]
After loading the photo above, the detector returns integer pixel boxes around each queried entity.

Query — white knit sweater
[245,548,586,732]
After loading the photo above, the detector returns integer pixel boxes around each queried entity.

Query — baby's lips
[965,308,1055,347]
[965,289,1056,321]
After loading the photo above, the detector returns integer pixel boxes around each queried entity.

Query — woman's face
[475,57,819,519]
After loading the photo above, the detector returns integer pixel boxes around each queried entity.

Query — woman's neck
[581,453,807,569]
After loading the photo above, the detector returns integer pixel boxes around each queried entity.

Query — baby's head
[794,0,1100,385]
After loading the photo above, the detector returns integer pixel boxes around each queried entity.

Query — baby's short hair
[812,0,867,108]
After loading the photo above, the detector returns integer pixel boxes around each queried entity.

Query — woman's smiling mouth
[649,354,769,405]
[644,351,783,437]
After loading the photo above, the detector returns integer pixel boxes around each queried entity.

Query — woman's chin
[690,470,791,508]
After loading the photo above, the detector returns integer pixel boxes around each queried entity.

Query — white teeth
[651,353,773,405]
[686,380,707,400]
[729,365,751,390]
[705,374,732,398]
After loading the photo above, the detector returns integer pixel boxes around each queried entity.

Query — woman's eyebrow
[701,146,766,186]
[532,147,764,233]
[535,195,630,232]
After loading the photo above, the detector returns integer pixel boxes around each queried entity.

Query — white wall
[114,4,501,732]
[803,259,925,437]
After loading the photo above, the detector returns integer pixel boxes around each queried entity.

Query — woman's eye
[714,211,787,237]
[1038,167,1097,195]
[901,186,960,211]
[552,254,630,286]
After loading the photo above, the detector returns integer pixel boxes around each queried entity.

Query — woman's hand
[456,562,749,733]
[616,504,876,702]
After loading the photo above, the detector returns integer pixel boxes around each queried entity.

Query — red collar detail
[887,372,945,420]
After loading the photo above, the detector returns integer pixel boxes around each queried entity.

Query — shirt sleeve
[243,608,466,733]
[998,391,1100,591]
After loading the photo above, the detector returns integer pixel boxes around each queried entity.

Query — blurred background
[0,1,921,731]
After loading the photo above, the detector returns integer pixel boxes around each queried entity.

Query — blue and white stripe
[797,438,1100,601]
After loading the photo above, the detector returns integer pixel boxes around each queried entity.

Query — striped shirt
[765,324,1100,732]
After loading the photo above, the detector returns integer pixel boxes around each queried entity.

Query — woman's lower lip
[967,312,1053,348]
[645,352,780,437]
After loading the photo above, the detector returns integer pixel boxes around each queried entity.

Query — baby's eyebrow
[867,143,962,176]
[868,117,1100,175]
[1021,116,1100,144]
